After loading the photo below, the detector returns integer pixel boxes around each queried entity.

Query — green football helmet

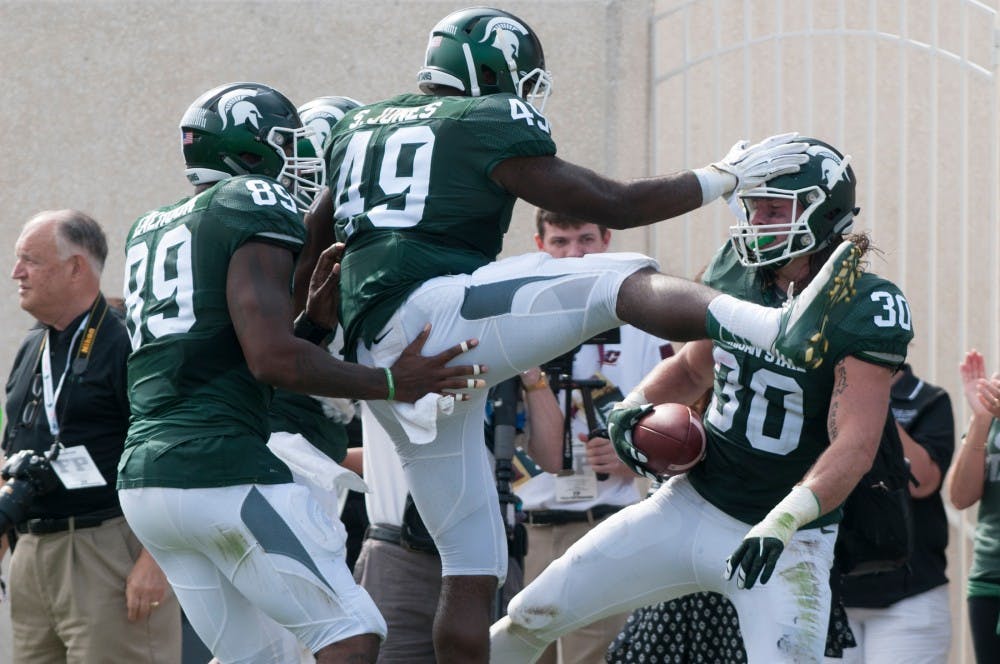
[297,95,364,157]
[730,138,859,267]
[416,7,552,112]
[180,82,324,212]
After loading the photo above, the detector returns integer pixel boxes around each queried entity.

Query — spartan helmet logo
[304,108,350,151]
[479,16,529,66]
[305,117,333,152]
[218,88,263,131]
[303,114,345,155]
[809,145,851,190]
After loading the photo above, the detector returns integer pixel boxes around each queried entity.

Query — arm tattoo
[828,361,849,441]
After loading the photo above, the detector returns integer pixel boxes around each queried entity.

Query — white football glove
[711,132,810,197]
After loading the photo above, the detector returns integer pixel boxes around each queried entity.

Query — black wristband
[293,312,333,346]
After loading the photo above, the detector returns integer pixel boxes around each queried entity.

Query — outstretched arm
[492,155,704,230]
[491,134,808,230]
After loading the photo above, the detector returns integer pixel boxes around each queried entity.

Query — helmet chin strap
[221,156,250,176]
[462,43,481,96]
[503,53,520,95]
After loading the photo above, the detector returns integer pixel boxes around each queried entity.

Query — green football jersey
[118,175,305,489]
[325,92,557,357]
[688,243,914,525]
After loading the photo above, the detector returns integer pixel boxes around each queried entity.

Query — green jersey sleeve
[824,274,914,369]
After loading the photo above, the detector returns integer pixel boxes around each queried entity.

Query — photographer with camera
[514,209,675,664]
[1,210,180,663]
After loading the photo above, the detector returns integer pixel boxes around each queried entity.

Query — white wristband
[693,166,737,205]
[746,485,822,545]
[619,390,649,409]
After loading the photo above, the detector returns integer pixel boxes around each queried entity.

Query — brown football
[632,403,706,476]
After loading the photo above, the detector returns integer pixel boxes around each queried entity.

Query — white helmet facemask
[269,126,326,212]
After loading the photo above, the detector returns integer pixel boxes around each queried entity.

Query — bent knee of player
[505,588,562,631]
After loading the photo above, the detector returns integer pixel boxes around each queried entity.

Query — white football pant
[490,474,837,663]
[358,251,657,580]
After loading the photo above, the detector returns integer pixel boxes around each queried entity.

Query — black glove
[607,403,658,480]
[725,535,785,589]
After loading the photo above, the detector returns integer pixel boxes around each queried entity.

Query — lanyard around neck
[37,296,108,443]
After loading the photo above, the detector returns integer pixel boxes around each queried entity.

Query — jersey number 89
[122,179,295,349]
[123,225,195,350]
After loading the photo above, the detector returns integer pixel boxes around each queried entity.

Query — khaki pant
[9,516,181,664]
[524,518,629,664]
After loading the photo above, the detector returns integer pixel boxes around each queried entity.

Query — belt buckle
[20,518,57,535]
[527,511,553,526]
[22,512,114,535]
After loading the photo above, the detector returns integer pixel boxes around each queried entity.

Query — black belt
[365,523,439,555]
[15,508,123,536]
[524,504,624,526]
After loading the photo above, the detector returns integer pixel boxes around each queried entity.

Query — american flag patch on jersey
[182,131,195,145]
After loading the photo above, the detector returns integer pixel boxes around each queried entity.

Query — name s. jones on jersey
[348,102,444,129]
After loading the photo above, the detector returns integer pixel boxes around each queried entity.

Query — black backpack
[834,410,916,576]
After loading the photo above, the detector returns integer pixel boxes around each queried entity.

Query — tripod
[545,370,611,481]
[540,328,621,482]
[490,377,526,620]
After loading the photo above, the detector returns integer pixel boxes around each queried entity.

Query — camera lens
[0,479,37,535]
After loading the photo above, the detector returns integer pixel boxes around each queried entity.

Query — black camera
[0,446,62,535]
[540,327,622,378]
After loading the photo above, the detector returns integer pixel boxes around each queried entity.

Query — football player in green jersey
[491,139,914,663]
[261,95,370,486]
[294,8,862,662]
[117,82,487,664]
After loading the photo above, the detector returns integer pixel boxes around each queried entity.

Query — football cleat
[773,240,862,368]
